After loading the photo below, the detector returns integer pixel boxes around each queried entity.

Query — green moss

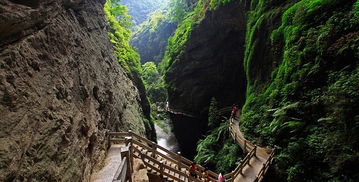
[104,0,142,75]
[209,0,236,10]
[354,1,359,15]
[241,0,359,181]
[194,121,241,173]
[159,0,237,73]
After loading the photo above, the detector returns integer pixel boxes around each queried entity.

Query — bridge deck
[95,110,274,182]
[90,144,123,182]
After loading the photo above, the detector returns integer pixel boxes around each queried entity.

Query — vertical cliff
[163,0,247,158]
[242,0,359,181]
[162,0,359,180]
[131,20,177,64]
[0,0,150,181]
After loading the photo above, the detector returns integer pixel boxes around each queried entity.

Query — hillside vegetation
[159,0,359,181]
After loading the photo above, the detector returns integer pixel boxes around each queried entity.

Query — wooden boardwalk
[229,118,274,182]
[93,112,274,182]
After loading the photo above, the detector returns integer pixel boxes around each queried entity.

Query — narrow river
[155,119,180,154]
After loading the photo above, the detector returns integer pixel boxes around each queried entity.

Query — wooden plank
[133,141,181,166]
[109,139,126,144]
[113,157,127,181]
[143,153,189,180]
[108,132,128,137]
[130,131,193,165]
[109,131,274,182]
[142,159,161,173]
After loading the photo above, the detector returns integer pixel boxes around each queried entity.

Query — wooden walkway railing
[108,116,275,182]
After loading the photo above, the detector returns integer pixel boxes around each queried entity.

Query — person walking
[231,105,238,119]
[189,162,197,178]
[218,173,225,182]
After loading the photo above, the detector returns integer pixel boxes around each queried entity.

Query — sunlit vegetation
[119,0,169,27]
[159,0,238,73]
[157,0,242,174]
[157,0,358,181]
[109,0,359,180]
[104,0,142,75]
[141,62,167,107]
[104,0,157,139]
[131,1,178,64]
[241,0,359,181]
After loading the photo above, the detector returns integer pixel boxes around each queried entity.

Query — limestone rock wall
[0,0,148,181]
[165,1,247,158]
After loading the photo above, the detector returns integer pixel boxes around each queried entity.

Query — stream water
[155,119,180,154]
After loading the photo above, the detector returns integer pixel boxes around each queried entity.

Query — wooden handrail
[254,149,275,182]
[166,107,200,119]
[111,131,228,181]
[130,136,218,181]
[109,124,274,182]
[139,149,202,182]
[132,140,179,166]
[113,156,128,182]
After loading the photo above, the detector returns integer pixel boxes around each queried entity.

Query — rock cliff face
[0,0,149,181]
[132,21,177,64]
[166,1,247,158]
[165,0,359,180]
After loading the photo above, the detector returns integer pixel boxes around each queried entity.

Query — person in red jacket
[231,104,238,119]
[189,162,197,178]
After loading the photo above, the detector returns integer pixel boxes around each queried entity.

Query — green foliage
[354,1,359,20]
[287,164,305,182]
[104,0,142,75]
[208,97,220,128]
[169,0,187,23]
[119,0,168,27]
[141,62,168,126]
[194,122,241,173]
[209,0,233,10]
[160,0,236,73]
[135,8,169,34]
[142,62,159,83]
[141,62,167,105]
[105,0,157,140]
[242,0,359,181]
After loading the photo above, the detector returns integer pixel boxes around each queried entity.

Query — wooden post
[254,146,257,157]
[126,137,133,174]
[123,147,133,182]
[244,140,247,153]
[231,171,235,182]
[177,152,182,170]
[160,161,164,179]
[107,132,111,149]
[126,154,133,182]
[151,144,156,158]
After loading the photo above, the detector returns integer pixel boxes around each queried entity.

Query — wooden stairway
[107,114,275,182]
